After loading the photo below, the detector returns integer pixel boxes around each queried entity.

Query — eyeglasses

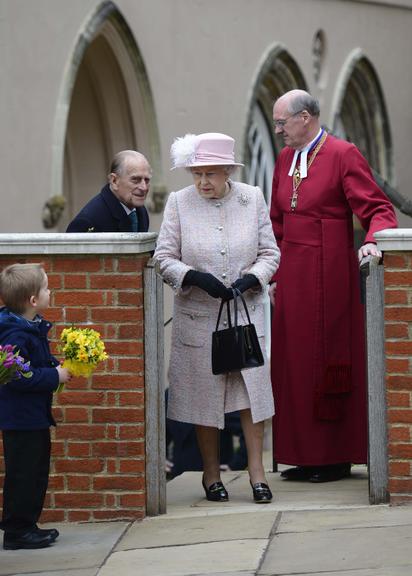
[273,110,303,129]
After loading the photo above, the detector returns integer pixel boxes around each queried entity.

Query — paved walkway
[2,466,412,576]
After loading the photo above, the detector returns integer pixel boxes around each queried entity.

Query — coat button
[220,249,226,255]
[251,305,256,311]
[217,226,223,231]
[222,273,227,278]
[223,320,228,326]
[215,202,222,207]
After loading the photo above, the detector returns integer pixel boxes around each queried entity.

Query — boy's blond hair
[0,263,46,314]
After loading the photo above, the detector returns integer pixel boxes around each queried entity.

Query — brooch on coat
[237,192,250,206]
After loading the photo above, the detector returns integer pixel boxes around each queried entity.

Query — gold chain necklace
[291,131,328,211]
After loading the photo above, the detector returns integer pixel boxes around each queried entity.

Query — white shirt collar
[121,203,135,215]
[288,128,323,179]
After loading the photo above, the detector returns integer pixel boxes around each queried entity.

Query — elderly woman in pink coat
[154,133,280,503]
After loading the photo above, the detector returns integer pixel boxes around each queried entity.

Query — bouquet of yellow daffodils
[59,326,108,378]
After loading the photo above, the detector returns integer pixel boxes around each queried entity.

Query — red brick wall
[384,252,412,504]
[0,253,148,521]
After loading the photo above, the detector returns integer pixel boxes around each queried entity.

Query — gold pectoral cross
[291,165,301,210]
[293,166,301,191]
[290,190,298,211]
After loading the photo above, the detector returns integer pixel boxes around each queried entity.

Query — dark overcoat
[270,134,397,466]
[66,184,149,232]
[0,308,59,430]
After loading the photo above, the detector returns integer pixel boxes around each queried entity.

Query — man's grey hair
[110,150,151,176]
[288,93,320,117]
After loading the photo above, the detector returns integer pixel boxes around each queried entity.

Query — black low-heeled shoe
[250,481,272,503]
[202,478,229,502]
[35,527,59,541]
[309,463,351,483]
[280,466,316,481]
[3,530,54,550]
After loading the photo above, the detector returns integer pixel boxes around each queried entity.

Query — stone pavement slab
[117,510,278,550]
[98,539,268,576]
[278,504,412,532]
[292,568,412,576]
[17,571,98,576]
[167,468,369,517]
[0,522,128,576]
[3,467,411,576]
[260,519,412,575]
[192,572,255,576]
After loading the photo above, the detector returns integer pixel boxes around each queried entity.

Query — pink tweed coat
[154,181,280,428]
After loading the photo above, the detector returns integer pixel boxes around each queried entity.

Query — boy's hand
[56,365,72,384]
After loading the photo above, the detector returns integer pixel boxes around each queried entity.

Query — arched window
[331,49,394,246]
[49,1,164,230]
[246,104,275,204]
[244,46,307,353]
[244,45,308,201]
[332,49,393,183]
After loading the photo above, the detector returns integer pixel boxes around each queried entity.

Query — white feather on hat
[170,134,197,169]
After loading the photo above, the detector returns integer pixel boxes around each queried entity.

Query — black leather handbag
[212,288,264,375]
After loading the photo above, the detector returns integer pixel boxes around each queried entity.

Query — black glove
[231,274,259,294]
[183,270,232,299]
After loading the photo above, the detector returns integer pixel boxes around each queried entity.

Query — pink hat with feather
[170,132,244,169]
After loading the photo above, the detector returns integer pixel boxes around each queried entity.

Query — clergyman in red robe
[270,89,397,483]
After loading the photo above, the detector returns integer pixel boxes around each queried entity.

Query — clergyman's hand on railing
[358,242,382,263]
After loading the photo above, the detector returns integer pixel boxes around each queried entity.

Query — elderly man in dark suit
[66,150,151,232]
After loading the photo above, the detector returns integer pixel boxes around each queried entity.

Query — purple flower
[0,344,33,385]
[1,344,14,353]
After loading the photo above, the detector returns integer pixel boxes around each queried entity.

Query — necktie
[128,210,138,232]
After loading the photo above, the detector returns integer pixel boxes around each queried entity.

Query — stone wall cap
[0,232,158,255]
[374,228,412,251]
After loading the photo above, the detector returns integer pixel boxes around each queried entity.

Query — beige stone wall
[0,0,411,233]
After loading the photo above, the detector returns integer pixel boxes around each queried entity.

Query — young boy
[0,263,71,550]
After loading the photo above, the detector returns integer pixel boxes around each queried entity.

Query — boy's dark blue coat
[0,308,59,430]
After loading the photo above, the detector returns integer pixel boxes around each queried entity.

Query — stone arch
[243,45,307,357]
[243,44,308,200]
[49,1,164,230]
[331,49,393,183]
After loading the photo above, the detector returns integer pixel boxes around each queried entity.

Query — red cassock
[270,133,397,466]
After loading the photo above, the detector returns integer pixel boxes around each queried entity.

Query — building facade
[0,0,411,235]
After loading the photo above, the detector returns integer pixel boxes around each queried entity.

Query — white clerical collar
[288,128,323,179]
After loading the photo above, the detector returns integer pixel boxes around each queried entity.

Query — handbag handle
[233,288,253,325]
[215,288,236,331]
[215,287,253,331]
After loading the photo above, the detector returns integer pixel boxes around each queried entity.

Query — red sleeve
[340,144,397,243]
